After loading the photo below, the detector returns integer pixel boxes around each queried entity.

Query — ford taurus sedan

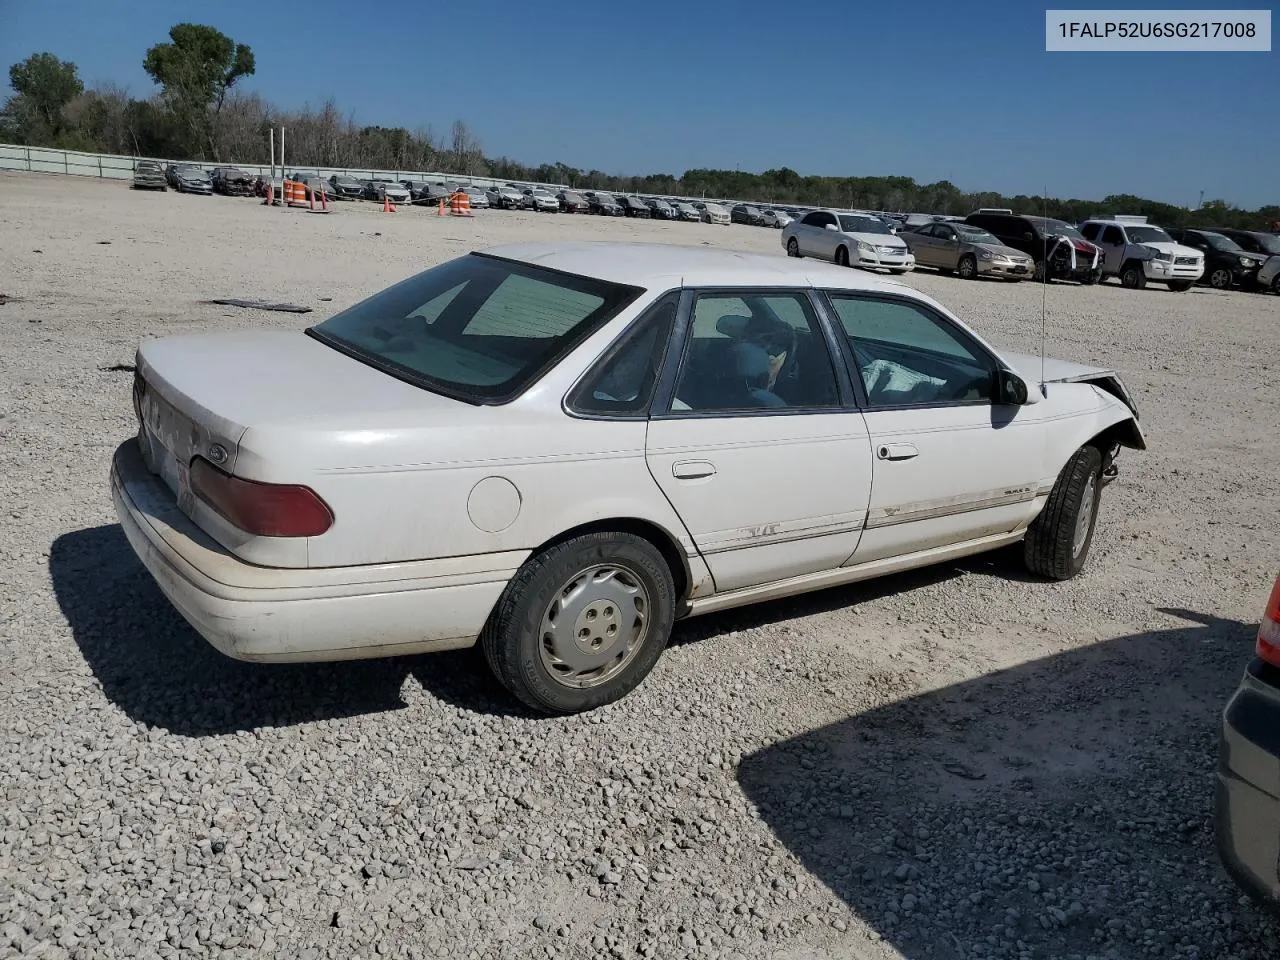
[783,211,915,273]
[112,243,1143,714]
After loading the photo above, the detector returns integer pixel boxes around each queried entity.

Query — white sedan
[112,242,1143,714]
[783,210,916,273]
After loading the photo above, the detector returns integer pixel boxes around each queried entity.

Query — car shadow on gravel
[49,524,533,736]
[737,609,1280,959]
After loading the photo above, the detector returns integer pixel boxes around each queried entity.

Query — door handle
[877,443,919,461]
[672,460,716,480]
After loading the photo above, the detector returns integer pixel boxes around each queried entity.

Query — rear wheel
[786,237,801,258]
[957,254,978,280]
[1024,445,1103,581]
[835,246,850,267]
[1120,262,1147,289]
[480,532,675,714]
[1167,280,1193,292]
[1209,267,1233,290]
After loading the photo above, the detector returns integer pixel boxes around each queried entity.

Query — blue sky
[2,0,1275,207]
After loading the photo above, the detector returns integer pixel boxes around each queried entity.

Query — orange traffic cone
[437,198,445,216]
[383,192,395,213]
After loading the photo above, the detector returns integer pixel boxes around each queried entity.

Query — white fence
[0,144,569,192]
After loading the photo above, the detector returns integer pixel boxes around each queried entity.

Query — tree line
[2,25,1276,230]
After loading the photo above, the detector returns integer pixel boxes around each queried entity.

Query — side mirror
[824,223,838,232]
[997,369,1038,405]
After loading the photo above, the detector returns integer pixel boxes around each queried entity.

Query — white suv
[1079,216,1204,291]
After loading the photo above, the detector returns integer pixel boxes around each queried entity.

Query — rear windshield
[308,254,642,404]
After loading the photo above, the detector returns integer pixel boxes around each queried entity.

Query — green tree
[143,23,254,158]
[6,52,84,139]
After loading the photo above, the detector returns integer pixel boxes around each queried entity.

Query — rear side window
[1101,226,1124,245]
[570,294,678,417]
[1080,223,1100,241]
[309,254,642,404]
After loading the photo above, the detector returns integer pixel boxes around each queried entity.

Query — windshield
[1127,226,1173,244]
[838,215,892,235]
[957,225,1000,245]
[1200,231,1243,252]
[1040,220,1085,242]
[1248,233,1280,255]
[309,254,642,404]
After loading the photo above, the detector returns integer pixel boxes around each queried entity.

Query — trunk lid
[134,330,475,503]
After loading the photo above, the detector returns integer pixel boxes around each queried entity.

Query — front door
[1099,224,1127,274]
[646,291,873,593]
[823,292,1045,563]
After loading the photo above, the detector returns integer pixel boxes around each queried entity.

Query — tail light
[1257,576,1280,667]
[189,457,333,537]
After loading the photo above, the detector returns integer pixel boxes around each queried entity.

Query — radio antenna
[1040,185,1048,394]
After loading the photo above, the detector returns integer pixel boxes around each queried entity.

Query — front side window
[1101,226,1125,245]
[570,294,678,417]
[667,293,840,413]
[827,295,995,407]
[309,254,642,404]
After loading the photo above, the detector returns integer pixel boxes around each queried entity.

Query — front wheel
[786,237,801,258]
[1120,263,1147,289]
[1033,259,1046,283]
[835,246,850,267]
[1167,280,1193,292]
[1272,275,1280,295]
[480,532,676,714]
[957,254,977,280]
[1024,445,1103,581]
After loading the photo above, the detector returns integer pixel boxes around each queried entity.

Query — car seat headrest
[715,314,752,339]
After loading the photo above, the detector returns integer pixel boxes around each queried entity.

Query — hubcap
[960,259,974,277]
[1073,473,1097,557]
[1211,269,1231,289]
[539,564,650,689]
[788,239,798,257]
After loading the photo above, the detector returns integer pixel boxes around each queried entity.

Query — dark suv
[731,204,765,226]
[963,212,1103,283]
[1166,228,1269,290]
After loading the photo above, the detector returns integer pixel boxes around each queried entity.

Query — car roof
[480,241,914,292]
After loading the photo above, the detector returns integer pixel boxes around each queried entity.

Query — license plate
[1012,266,1028,274]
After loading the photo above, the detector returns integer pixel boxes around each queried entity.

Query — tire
[957,254,978,280]
[480,532,676,714]
[1209,267,1233,290]
[835,246,850,267]
[1032,260,1046,283]
[1167,280,1193,292]
[1086,269,1103,285]
[1120,262,1147,289]
[1273,275,1280,295]
[1024,445,1103,581]
[786,237,801,258]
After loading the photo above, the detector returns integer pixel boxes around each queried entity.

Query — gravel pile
[1,172,1278,959]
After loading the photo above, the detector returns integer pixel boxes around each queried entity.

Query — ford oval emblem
[207,443,228,465]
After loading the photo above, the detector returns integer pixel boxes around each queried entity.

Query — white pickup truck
[1079,216,1204,292]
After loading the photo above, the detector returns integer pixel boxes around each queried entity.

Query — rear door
[646,290,873,593]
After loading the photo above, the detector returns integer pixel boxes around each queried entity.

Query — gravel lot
[2,171,1279,960]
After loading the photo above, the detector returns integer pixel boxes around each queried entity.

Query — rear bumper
[1216,659,1280,910]
[110,440,522,663]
